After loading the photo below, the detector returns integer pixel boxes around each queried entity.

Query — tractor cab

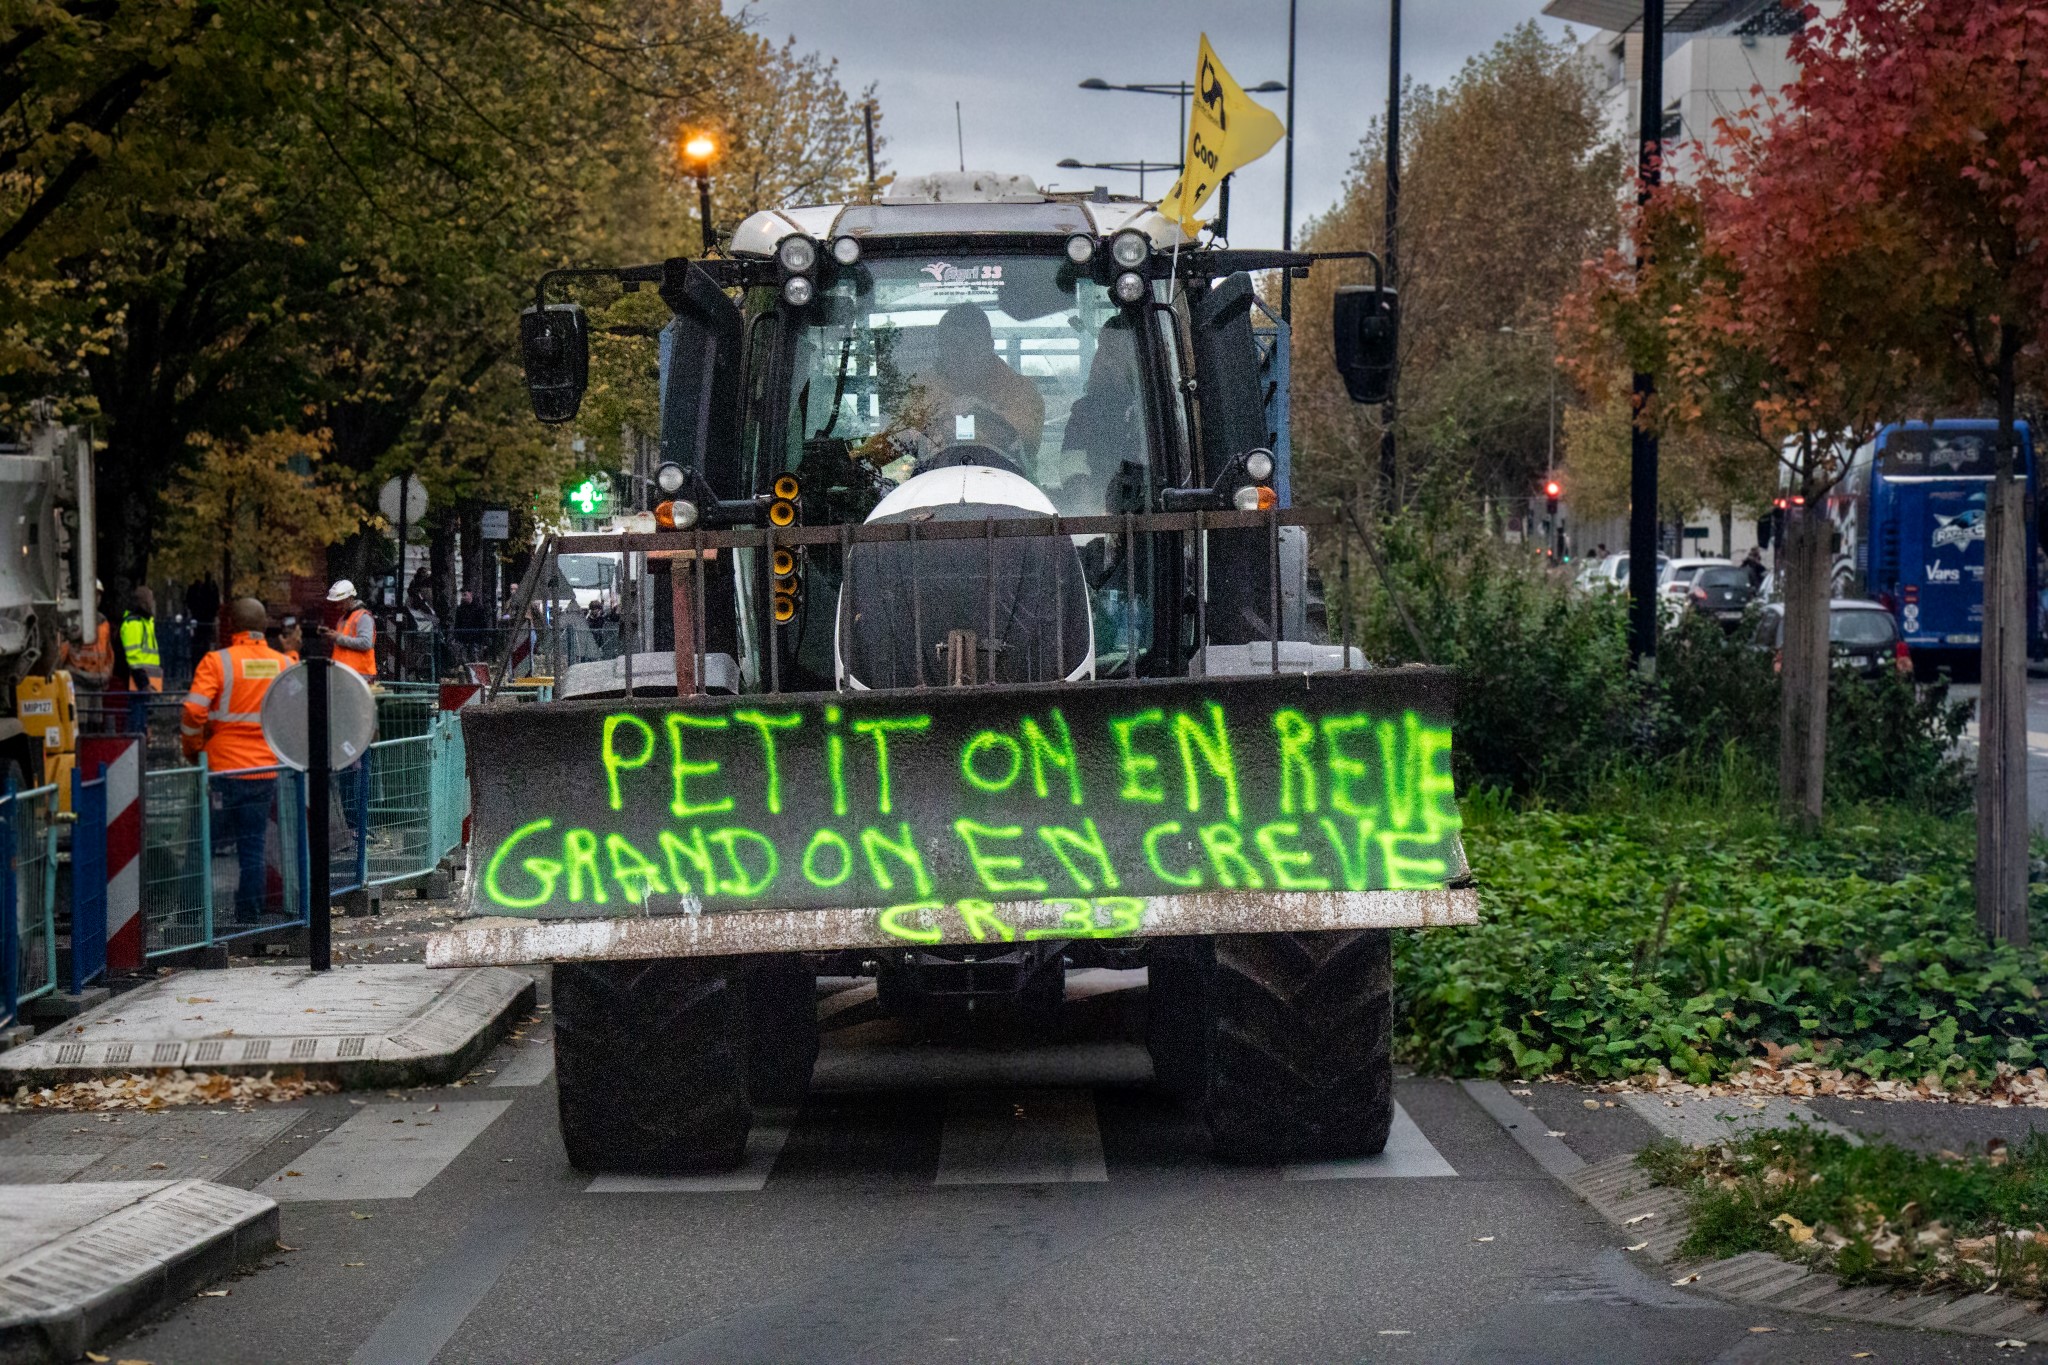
[513,174,1394,700]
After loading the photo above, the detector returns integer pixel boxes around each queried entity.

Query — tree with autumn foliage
[1734,0,2048,944]
[1558,145,1919,831]
[156,429,360,599]
[1291,25,1626,514]
[1581,0,2048,938]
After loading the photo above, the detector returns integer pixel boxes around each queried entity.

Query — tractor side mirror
[521,303,589,424]
[1332,285,1395,406]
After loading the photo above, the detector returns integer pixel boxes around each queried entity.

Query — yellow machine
[17,671,76,810]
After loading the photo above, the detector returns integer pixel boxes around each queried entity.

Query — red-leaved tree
[1762,0,2048,942]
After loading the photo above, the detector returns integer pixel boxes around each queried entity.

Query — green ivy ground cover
[1399,801,2048,1084]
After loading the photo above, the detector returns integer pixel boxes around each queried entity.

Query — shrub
[1334,507,1970,809]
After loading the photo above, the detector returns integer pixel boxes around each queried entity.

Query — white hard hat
[327,579,356,602]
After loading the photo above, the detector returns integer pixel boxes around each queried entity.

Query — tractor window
[784,254,1152,518]
[783,251,1159,674]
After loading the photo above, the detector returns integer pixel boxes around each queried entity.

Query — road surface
[8,969,2005,1364]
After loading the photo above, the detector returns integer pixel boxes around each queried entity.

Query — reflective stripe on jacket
[333,607,376,677]
[180,632,291,774]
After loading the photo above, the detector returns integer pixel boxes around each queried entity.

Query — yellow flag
[1160,34,1287,236]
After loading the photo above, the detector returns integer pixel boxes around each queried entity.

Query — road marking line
[813,1040,1152,1092]
[266,1100,511,1201]
[346,1198,540,1365]
[1460,1079,1586,1178]
[934,1087,1107,1186]
[1065,966,1147,1000]
[585,1111,795,1194]
[489,1030,555,1087]
[1283,1103,1456,1180]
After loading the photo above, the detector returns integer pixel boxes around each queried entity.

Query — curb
[0,966,536,1092]
[1467,1081,2048,1343]
[1570,1153,2048,1342]
[0,1179,278,1363]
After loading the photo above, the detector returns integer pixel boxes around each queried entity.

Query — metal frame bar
[556,506,1333,555]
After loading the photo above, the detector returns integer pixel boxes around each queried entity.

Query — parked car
[1577,552,1669,593]
[1659,557,1733,599]
[1683,564,1756,626]
[1751,599,1911,676]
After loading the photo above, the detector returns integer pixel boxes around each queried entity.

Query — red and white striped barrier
[78,736,142,970]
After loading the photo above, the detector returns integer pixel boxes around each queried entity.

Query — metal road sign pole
[1628,0,1665,668]
[307,656,332,972]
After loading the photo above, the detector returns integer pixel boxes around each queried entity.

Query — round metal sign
[377,473,428,526]
[261,662,378,771]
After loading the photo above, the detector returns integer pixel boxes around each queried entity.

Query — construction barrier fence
[0,783,59,1027]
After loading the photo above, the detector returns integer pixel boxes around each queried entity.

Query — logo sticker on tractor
[464,672,1462,928]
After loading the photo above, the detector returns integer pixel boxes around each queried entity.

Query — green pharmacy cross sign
[563,473,613,519]
[463,671,1465,938]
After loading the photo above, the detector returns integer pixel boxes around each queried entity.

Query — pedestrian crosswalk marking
[585,1111,795,1194]
[267,1100,511,1201]
[934,1088,1108,1186]
[1283,1105,1457,1180]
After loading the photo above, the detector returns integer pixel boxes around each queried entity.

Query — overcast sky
[731,1,1582,249]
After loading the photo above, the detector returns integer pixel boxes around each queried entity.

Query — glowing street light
[680,131,719,249]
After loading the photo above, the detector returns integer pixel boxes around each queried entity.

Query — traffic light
[1544,478,1561,519]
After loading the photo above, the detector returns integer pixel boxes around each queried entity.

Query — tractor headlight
[777,236,818,274]
[1110,230,1150,269]
[655,461,687,495]
[781,274,815,307]
[1065,234,1095,265]
[1112,271,1147,305]
[830,235,861,266]
[1244,449,1275,483]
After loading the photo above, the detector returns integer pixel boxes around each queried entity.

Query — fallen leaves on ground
[0,1071,339,1113]
[1575,1059,2048,1108]
[1645,1127,2048,1299]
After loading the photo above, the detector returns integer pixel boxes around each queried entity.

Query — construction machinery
[430,172,1472,1173]
[0,422,96,796]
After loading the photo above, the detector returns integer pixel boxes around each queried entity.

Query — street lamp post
[1076,76,1287,187]
[681,132,718,251]
[1056,158,1181,200]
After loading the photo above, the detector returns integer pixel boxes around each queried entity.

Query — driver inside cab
[899,303,1045,462]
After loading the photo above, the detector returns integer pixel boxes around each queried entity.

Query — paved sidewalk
[0,964,535,1091]
[0,1179,277,1361]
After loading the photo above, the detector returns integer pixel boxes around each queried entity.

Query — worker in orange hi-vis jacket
[181,598,294,925]
[325,579,377,679]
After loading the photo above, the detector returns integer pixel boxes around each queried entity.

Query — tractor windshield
[782,253,1152,516]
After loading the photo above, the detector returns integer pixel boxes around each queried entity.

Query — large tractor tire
[746,954,819,1107]
[553,957,751,1174]
[1203,929,1394,1163]
[1144,937,1213,1101]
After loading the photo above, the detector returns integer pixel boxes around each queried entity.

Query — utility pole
[1379,0,1401,507]
[1628,0,1665,669]
[1280,0,1299,322]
